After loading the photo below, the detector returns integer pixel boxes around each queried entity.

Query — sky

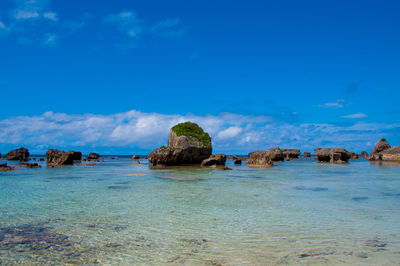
[0,0,399,154]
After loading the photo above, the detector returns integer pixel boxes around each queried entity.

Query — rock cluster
[148,122,212,166]
[201,153,226,167]
[368,139,400,161]
[314,148,351,164]
[46,149,82,166]
[303,152,311,157]
[360,151,368,157]
[87,152,100,160]
[349,152,359,159]
[0,163,16,171]
[282,149,301,161]
[6,147,29,161]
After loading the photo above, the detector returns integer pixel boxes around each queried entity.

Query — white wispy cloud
[43,33,56,46]
[341,112,367,119]
[12,0,57,21]
[43,11,57,21]
[104,11,143,38]
[150,18,186,37]
[0,110,398,153]
[318,99,346,108]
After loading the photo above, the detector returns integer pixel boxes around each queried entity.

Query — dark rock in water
[234,159,242,165]
[108,185,130,190]
[369,139,391,160]
[381,192,400,197]
[0,163,16,171]
[349,152,359,159]
[87,152,100,160]
[246,146,284,168]
[46,149,82,166]
[201,153,226,167]
[365,239,387,248]
[352,196,368,201]
[148,122,212,166]
[294,186,328,192]
[282,149,301,160]
[303,152,311,157]
[39,158,45,161]
[361,151,368,157]
[0,223,72,252]
[25,163,41,168]
[314,148,351,164]
[211,165,232,171]
[131,155,140,159]
[6,147,29,161]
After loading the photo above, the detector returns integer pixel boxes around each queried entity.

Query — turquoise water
[1,158,400,265]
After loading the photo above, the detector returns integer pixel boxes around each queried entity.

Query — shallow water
[1,158,400,265]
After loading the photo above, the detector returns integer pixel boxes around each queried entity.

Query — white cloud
[104,11,143,38]
[150,18,186,37]
[0,110,398,153]
[43,11,57,21]
[14,10,40,19]
[341,112,367,119]
[318,99,346,108]
[43,33,56,46]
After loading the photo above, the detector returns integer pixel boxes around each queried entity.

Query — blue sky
[0,0,399,154]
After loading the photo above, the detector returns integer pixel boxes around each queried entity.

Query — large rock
[148,122,212,166]
[314,148,351,164]
[360,151,368,157]
[6,147,29,161]
[46,149,82,166]
[246,146,285,168]
[379,146,400,161]
[303,152,311,158]
[369,139,391,160]
[87,152,100,160]
[201,153,227,167]
[282,149,301,161]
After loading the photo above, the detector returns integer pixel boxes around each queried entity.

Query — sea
[1,157,399,265]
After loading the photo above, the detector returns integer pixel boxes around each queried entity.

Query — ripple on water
[294,186,328,192]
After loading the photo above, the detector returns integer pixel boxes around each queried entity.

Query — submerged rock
[201,153,227,167]
[303,152,311,158]
[282,149,301,161]
[234,159,242,165]
[6,147,29,161]
[148,122,212,166]
[361,151,369,157]
[314,148,351,164]
[25,163,41,168]
[46,149,82,166]
[87,152,100,160]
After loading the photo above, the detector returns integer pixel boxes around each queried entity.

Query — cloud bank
[0,110,398,154]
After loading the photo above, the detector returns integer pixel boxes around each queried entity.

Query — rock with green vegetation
[148,122,212,166]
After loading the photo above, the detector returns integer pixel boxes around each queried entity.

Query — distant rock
[246,149,275,168]
[201,153,227,167]
[46,149,82,166]
[0,163,16,171]
[234,159,242,165]
[211,165,232,171]
[6,147,29,161]
[378,145,400,161]
[349,152,359,159]
[25,163,41,168]
[230,155,237,160]
[87,152,100,160]
[131,155,140,159]
[314,148,351,164]
[148,122,212,166]
[282,149,301,161]
[303,152,311,158]
[369,139,392,161]
[360,151,368,157]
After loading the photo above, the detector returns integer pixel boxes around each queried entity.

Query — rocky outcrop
[246,146,285,168]
[87,152,100,160]
[303,152,311,158]
[234,159,242,165]
[201,154,226,167]
[0,163,16,171]
[349,152,359,159]
[379,146,400,161]
[25,163,41,168]
[282,149,301,161]
[361,151,368,157]
[148,122,212,166]
[46,149,82,166]
[369,139,391,160]
[6,147,29,161]
[131,155,140,159]
[314,148,351,164]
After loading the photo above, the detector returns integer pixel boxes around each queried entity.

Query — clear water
[1,158,400,265]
